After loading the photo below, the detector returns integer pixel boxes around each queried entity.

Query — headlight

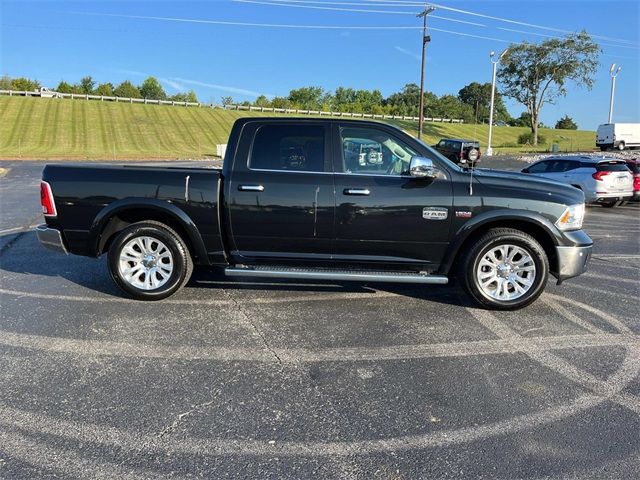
[555,203,585,231]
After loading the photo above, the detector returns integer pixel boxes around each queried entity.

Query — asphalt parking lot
[0,161,639,479]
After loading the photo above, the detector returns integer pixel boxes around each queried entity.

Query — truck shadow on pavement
[1,231,467,307]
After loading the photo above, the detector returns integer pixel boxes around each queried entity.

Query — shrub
[518,132,546,145]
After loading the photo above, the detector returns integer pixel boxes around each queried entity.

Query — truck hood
[472,168,585,205]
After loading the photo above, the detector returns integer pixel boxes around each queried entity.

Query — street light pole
[486,48,508,157]
[417,4,435,139]
[608,63,621,123]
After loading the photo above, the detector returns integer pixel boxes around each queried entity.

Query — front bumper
[36,224,68,254]
[554,244,592,284]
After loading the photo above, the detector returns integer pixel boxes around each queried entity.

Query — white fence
[223,104,464,123]
[0,89,464,123]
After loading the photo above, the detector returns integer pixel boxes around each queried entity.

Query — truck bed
[42,163,224,264]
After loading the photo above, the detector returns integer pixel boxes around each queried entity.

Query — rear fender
[89,198,209,263]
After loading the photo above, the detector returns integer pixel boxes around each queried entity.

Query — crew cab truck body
[37,118,593,310]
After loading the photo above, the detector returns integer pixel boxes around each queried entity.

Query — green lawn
[0,96,596,159]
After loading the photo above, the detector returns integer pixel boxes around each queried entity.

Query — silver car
[522,156,634,207]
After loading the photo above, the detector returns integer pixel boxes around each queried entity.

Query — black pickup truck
[37,118,592,309]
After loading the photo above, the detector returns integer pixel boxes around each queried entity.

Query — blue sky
[1,0,638,129]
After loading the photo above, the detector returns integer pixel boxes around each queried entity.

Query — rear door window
[527,161,549,173]
[249,124,327,172]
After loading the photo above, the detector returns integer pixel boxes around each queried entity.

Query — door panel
[332,124,453,267]
[227,123,335,261]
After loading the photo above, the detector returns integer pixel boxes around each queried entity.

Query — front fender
[438,209,562,275]
[89,198,208,262]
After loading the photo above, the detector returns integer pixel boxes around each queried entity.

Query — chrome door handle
[238,185,265,192]
[344,188,370,196]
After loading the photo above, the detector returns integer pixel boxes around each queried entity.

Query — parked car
[625,158,640,201]
[37,118,592,310]
[596,123,640,151]
[433,138,481,165]
[521,155,633,207]
[493,120,508,127]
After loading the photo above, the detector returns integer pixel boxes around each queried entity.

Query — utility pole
[608,63,621,123]
[486,48,508,156]
[417,4,435,139]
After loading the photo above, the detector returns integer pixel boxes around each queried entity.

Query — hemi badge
[422,207,448,220]
[456,211,472,218]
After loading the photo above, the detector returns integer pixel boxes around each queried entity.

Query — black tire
[107,221,193,300]
[617,142,625,151]
[600,200,620,208]
[600,146,608,152]
[458,228,549,310]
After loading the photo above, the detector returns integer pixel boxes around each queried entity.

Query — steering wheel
[385,159,398,175]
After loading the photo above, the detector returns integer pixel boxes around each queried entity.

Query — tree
[498,31,599,145]
[139,76,166,100]
[94,83,114,96]
[0,75,11,89]
[458,82,511,124]
[79,76,95,94]
[113,80,141,98]
[254,95,271,107]
[220,96,234,106]
[11,77,40,91]
[385,83,421,116]
[169,90,199,103]
[288,86,326,110]
[56,80,76,94]
[555,115,578,130]
[431,95,475,124]
[458,82,491,123]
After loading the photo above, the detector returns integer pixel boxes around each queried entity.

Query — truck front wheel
[459,228,549,310]
[107,221,193,300]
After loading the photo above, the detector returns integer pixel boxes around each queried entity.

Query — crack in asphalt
[157,398,218,439]
[0,214,42,257]
[219,287,284,367]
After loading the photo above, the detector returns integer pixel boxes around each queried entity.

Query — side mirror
[521,168,530,173]
[408,156,437,179]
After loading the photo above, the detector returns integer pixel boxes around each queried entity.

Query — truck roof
[231,116,398,129]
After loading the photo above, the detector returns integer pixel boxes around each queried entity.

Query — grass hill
[0,96,596,160]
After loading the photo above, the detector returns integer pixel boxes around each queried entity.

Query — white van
[596,123,640,151]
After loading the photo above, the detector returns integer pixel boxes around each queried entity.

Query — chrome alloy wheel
[117,236,174,290]
[476,244,536,301]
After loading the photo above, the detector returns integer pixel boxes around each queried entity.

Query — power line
[242,0,638,48]
[497,27,640,50]
[367,0,638,45]
[70,12,424,29]
[67,12,640,52]
[233,0,487,26]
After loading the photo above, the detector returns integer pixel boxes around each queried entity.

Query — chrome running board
[224,266,448,284]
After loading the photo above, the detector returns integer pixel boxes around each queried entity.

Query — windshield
[414,137,463,172]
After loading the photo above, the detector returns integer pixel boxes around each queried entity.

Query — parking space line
[0,394,615,457]
[465,307,640,416]
[561,283,639,303]
[0,327,635,363]
[542,297,606,334]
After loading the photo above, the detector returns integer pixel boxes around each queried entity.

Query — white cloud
[171,77,274,98]
[394,46,421,62]
[159,78,185,91]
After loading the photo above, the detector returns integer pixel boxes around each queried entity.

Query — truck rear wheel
[107,221,193,300]
[459,228,548,310]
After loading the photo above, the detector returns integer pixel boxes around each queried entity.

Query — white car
[522,155,633,207]
[596,123,640,151]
